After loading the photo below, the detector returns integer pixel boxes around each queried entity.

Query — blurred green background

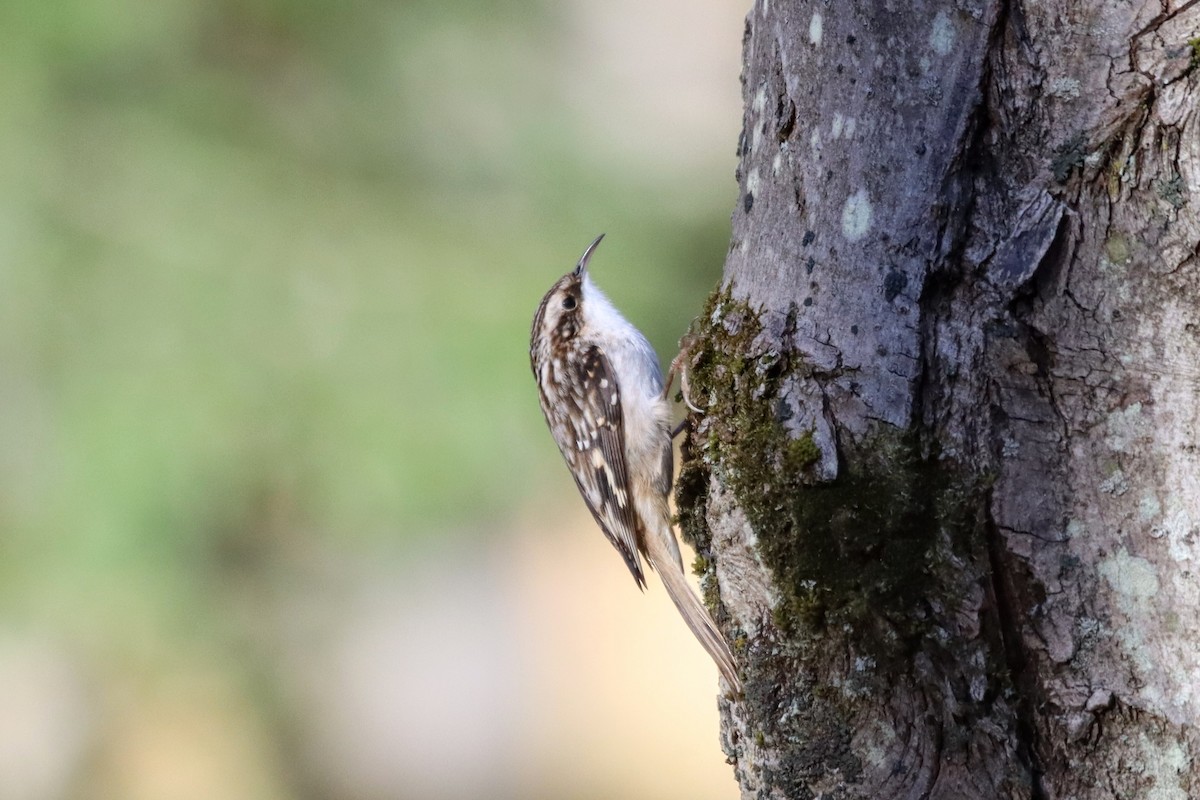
[0,1,744,798]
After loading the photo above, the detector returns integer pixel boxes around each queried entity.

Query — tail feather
[647,545,743,695]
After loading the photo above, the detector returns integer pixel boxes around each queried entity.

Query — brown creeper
[530,234,741,693]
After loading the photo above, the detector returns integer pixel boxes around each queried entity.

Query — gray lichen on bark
[678,1,1200,798]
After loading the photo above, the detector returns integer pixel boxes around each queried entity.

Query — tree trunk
[677,1,1200,797]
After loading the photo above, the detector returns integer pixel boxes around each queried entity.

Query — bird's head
[530,233,604,352]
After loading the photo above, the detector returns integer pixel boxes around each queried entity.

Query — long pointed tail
[645,532,743,695]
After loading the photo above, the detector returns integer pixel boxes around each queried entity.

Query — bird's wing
[546,344,645,588]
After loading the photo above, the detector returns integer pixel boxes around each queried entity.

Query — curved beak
[573,233,605,278]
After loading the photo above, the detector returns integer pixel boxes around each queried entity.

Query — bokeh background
[0,1,746,798]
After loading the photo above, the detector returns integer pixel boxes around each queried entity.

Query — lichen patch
[1049,76,1082,99]
[1106,402,1147,452]
[747,168,762,199]
[808,12,823,46]
[1139,492,1162,522]
[841,189,872,241]
[1139,734,1191,800]
[1099,548,1160,599]
[830,113,856,140]
[929,10,955,55]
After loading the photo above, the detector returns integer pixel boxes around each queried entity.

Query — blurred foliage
[0,1,739,800]
[0,0,736,795]
[0,3,734,796]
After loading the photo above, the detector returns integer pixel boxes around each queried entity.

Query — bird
[529,234,741,694]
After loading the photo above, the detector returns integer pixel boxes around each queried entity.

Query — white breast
[580,276,670,469]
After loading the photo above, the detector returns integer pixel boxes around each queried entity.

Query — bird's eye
[562,295,577,310]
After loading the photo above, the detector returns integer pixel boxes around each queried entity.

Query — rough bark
[677,1,1200,798]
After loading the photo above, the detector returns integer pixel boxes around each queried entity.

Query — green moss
[1104,233,1130,265]
[679,285,987,659]
[744,663,863,794]
[675,439,715,553]
[672,286,999,796]
[692,552,722,613]
[1190,37,1200,72]
[1106,158,1122,202]
[757,430,984,649]
[785,430,821,472]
